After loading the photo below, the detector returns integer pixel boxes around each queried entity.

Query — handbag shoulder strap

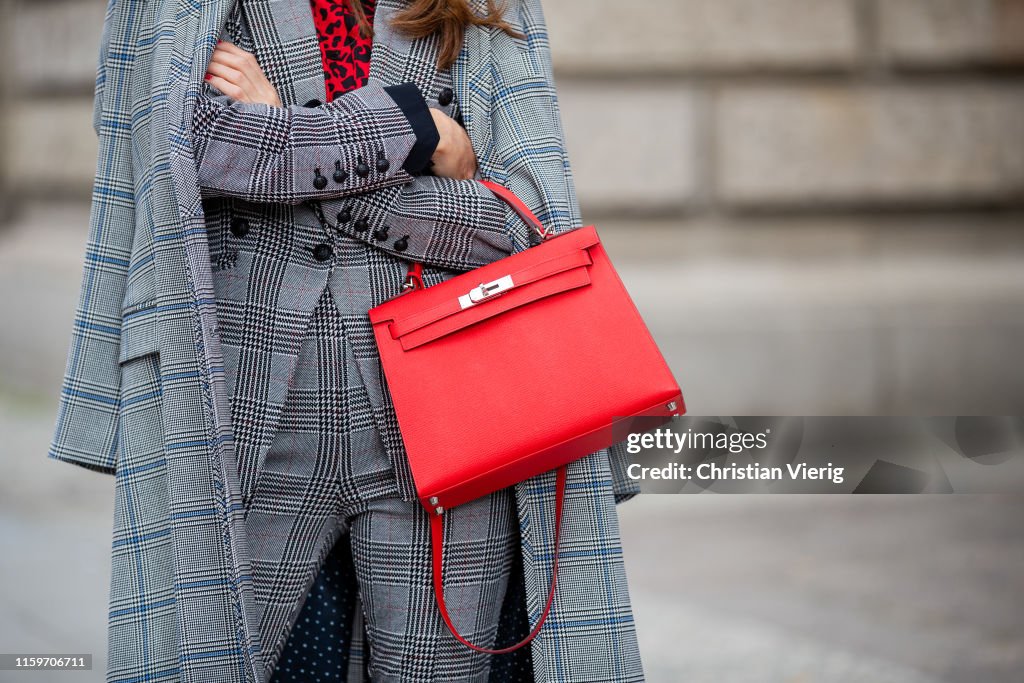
[430,465,567,654]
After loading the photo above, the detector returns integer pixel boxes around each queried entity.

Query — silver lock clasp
[459,274,514,309]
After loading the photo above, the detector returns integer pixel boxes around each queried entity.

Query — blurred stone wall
[541,0,1024,414]
[547,0,1024,215]
[2,0,1023,413]
[6,0,1022,210]
[6,0,104,203]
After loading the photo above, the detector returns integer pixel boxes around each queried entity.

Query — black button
[337,207,352,224]
[311,243,333,261]
[393,235,409,252]
[376,156,390,173]
[229,217,250,238]
[354,217,369,232]
[373,226,390,241]
[303,98,322,108]
[355,159,370,178]
[438,87,454,106]
[313,169,327,190]
[333,160,348,184]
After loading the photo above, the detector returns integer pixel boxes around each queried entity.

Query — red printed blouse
[309,0,377,102]
[308,0,438,173]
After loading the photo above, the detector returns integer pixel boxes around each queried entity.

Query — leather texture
[370,181,685,657]
[368,181,686,514]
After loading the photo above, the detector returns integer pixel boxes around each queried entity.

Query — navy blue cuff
[383,83,440,174]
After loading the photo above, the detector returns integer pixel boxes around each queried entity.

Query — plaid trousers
[213,221,532,681]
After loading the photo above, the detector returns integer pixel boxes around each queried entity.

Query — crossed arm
[192,41,526,271]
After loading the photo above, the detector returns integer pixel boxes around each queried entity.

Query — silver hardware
[458,274,514,309]
[435,506,445,515]
[429,496,439,505]
[666,401,677,411]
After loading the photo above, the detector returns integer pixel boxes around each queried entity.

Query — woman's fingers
[210,48,250,72]
[214,42,264,77]
[205,62,253,101]
[427,108,479,180]
[206,41,280,106]
[205,63,257,102]
[208,47,254,87]
[205,60,246,85]
[215,40,252,59]
[206,75,245,101]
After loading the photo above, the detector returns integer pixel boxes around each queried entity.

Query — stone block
[716,85,1024,206]
[559,81,698,212]
[6,98,98,198]
[545,0,860,73]
[13,0,107,92]
[879,0,1024,67]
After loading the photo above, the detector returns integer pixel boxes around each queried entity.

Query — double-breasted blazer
[46,0,644,680]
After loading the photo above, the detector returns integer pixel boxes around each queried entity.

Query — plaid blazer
[47,0,644,681]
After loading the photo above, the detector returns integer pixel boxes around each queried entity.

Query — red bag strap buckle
[429,465,567,654]
[401,179,553,292]
[402,261,424,292]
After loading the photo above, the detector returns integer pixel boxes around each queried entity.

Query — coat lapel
[160,3,268,683]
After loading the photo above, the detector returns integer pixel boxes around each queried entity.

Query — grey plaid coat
[46,0,644,681]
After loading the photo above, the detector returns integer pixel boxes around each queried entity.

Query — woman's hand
[205,41,282,107]
[429,108,478,180]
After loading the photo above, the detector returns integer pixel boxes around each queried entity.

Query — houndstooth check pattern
[47,0,645,681]
[235,275,520,681]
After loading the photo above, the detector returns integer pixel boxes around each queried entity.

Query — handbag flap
[395,264,592,350]
[369,225,601,322]
[391,247,593,339]
[370,227,603,352]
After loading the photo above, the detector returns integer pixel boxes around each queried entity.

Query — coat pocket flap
[119,304,162,363]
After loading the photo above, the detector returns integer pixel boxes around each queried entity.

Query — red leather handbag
[367,180,685,653]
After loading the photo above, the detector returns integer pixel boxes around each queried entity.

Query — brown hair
[350,0,524,71]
